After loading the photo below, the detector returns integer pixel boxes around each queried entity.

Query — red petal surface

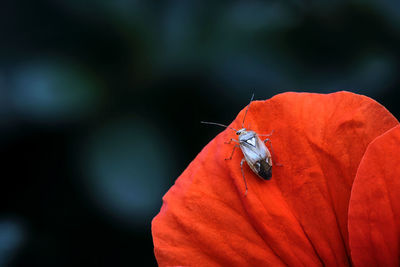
[349,125,400,267]
[152,92,398,266]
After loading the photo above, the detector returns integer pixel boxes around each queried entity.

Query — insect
[201,94,276,196]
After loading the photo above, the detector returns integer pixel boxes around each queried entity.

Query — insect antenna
[242,93,255,128]
[201,121,237,132]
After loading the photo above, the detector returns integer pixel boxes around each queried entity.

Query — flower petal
[348,125,400,267]
[152,92,398,266]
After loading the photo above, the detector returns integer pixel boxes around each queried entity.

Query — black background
[1,0,400,266]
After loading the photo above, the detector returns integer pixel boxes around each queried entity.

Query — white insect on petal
[201,93,276,196]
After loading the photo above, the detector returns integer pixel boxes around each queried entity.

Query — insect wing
[256,136,272,165]
[240,135,270,162]
[240,135,272,178]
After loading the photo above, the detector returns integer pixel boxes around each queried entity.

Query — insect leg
[241,158,248,196]
[263,138,283,166]
[225,145,239,160]
[224,138,239,145]
[258,129,274,137]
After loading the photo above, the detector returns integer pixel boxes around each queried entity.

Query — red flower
[152,92,399,266]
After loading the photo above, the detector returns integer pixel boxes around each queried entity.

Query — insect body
[237,129,272,180]
[201,94,275,196]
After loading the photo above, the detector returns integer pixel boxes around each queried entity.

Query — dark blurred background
[1,0,400,266]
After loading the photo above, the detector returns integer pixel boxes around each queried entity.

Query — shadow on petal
[349,125,400,267]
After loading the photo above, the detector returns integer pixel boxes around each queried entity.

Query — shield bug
[201,94,276,196]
